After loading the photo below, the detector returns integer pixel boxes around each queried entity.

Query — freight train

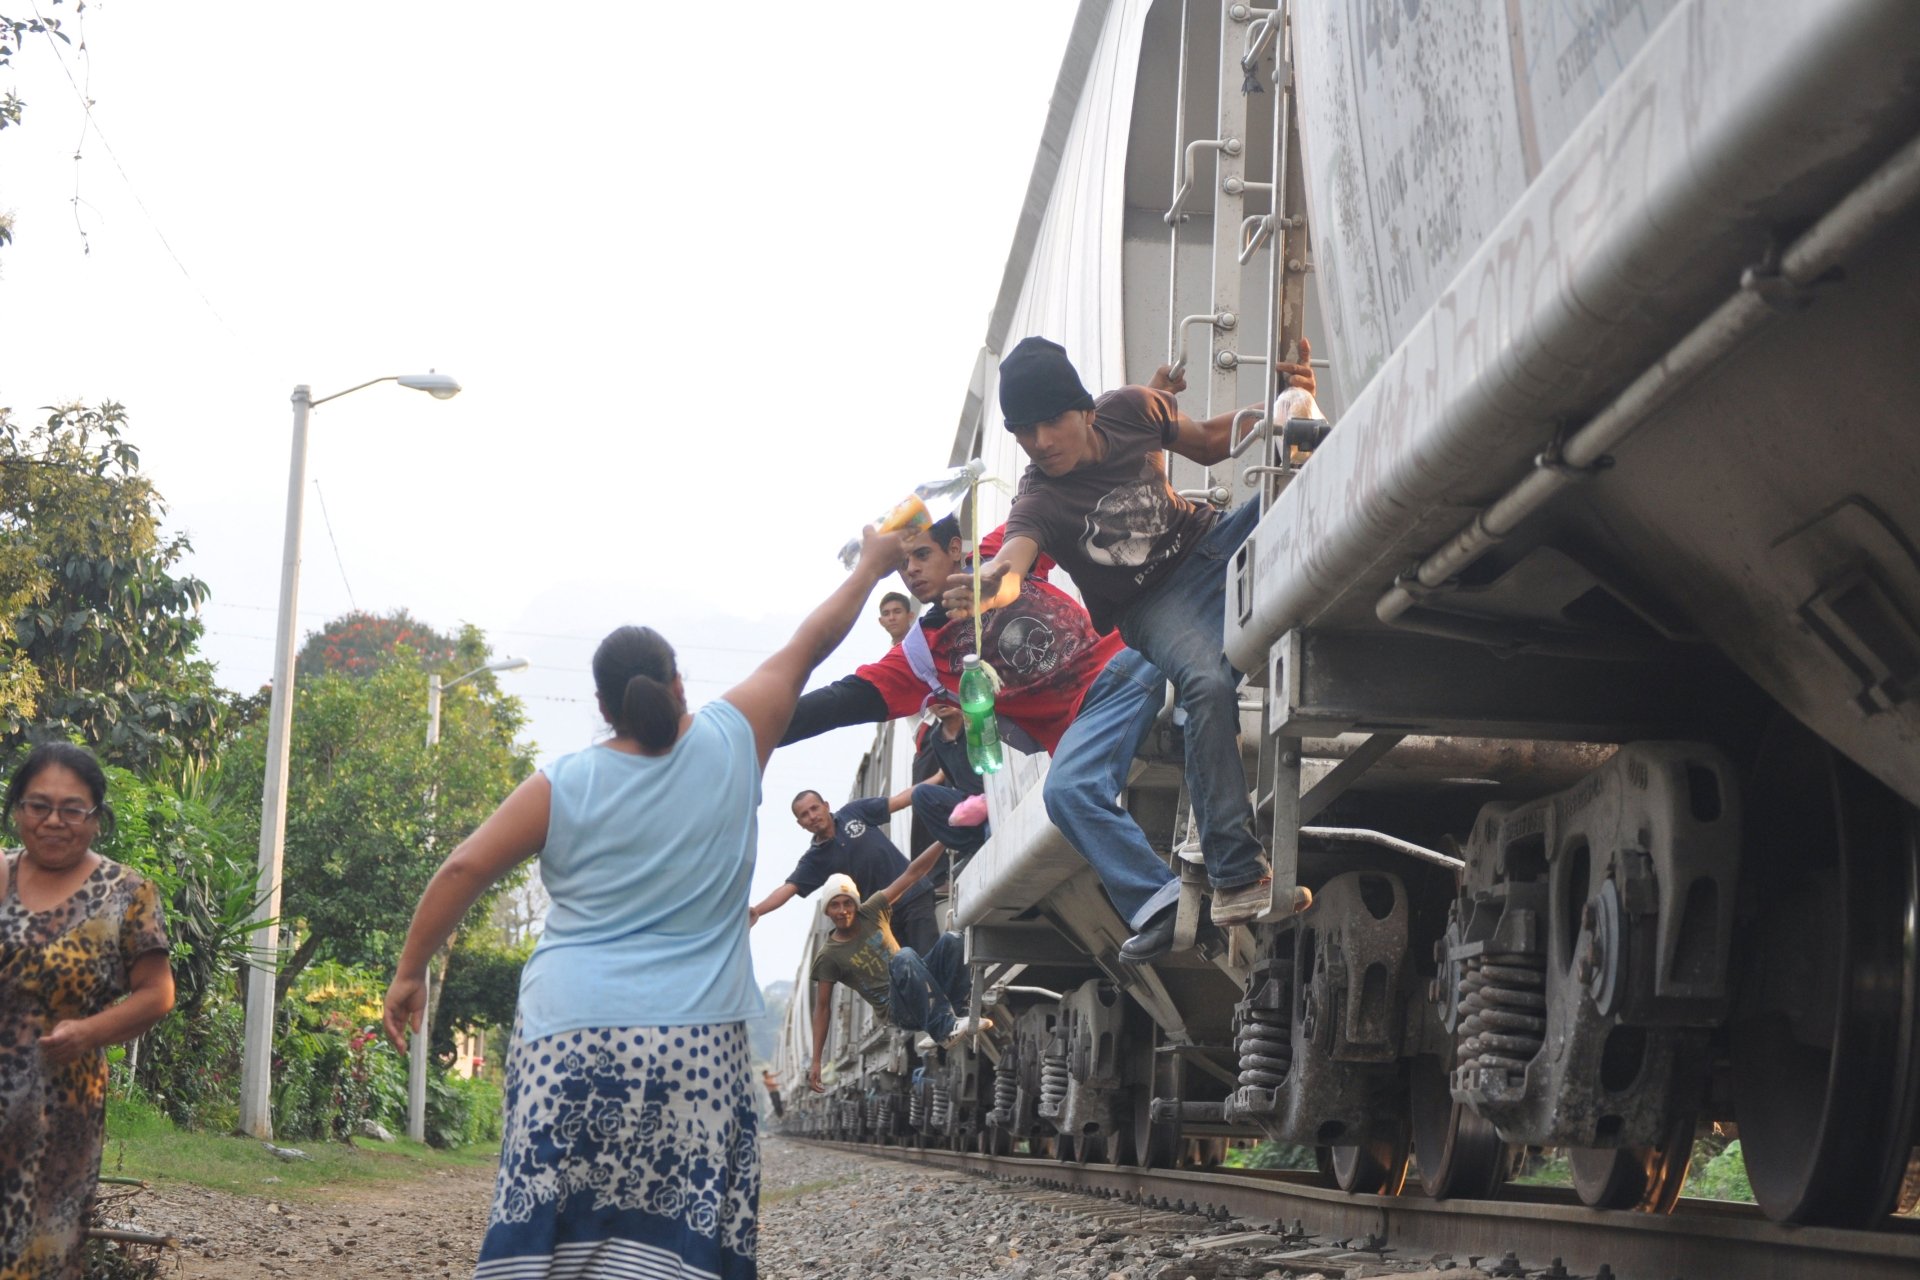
[773,0,1920,1230]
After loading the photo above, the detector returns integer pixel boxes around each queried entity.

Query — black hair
[926,514,963,551]
[591,626,684,751]
[879,591,913,612]
[5,742,116,838]
[791,789,824,809]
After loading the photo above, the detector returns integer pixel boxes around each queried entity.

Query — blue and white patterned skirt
[474,1020,758,1279]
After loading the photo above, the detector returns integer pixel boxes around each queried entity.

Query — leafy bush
[1222,1141,1318,1170]
[1685,1138,1754,1202]
[95,763,266,1019]
[127,996,244,1131]
[270,962,410,1141]
[427,1071,504,1149]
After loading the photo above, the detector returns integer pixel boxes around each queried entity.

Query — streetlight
[238,372,464,1140]
[409,655,530,1141]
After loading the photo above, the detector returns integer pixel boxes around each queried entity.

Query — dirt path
[128,1162,496,1279]
[115,1137,881,1277]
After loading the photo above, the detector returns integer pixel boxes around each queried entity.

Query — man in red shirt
[779,517,1186,950]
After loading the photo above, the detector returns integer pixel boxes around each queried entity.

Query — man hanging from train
[944,337,1316,956]
[806,865,992,1095]
[908,694,985,873]
[774,514,1211,962]
[749,784,940,953]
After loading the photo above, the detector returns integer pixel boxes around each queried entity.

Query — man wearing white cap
[806,852,991,1093]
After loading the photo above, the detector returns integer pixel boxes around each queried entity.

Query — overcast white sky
[2,0,1078,989]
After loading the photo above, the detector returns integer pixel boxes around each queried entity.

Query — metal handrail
[1165,136,1241,226]
[1169,311,1232,379]
[1235,4,1282,72]
[1239,213,1275,265]
[1228,407,1270,459]
[1164,0,1191,368]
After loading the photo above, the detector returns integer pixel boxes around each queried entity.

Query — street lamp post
[238,372,463,1140]
[410,656,529,1141]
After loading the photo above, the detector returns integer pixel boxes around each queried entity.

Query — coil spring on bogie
[930,1074,952,1131]
[1038,1049,1069,1119]
[1455,952,1547,1080]
[987,1059,1017,1127]
[908,1085,926,1130]
[1235,1006,1291,1089]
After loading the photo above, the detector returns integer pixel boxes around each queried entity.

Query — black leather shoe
[1119,906,1178,963]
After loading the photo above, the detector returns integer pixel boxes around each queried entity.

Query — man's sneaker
[914,1033,939,1056]
[1209,875,1273,926]
[940,1016,993,1049]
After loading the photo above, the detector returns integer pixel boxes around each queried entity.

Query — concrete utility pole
[238,372,462,1140]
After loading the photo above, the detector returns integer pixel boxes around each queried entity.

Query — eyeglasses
[17,798,101,824]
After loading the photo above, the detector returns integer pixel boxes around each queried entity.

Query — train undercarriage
[777,0,1920,1237]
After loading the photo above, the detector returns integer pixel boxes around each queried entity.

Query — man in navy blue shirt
[749,785,940,953]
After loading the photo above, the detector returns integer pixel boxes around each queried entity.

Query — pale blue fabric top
[516,698,765,1039]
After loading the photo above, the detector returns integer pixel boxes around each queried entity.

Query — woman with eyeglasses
[0,742,174,1279]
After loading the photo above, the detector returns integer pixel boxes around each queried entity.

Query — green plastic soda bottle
[958,654,1004,775]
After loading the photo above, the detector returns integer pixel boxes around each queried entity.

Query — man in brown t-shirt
[945,336,1316,956]
[806,854,992,1093]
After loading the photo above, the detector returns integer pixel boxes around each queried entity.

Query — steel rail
[798,1139,1920,1280]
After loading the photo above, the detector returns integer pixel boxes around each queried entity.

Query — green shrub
[1685,1138,1754,1202]
[126,997,243,1131]
[427,1071,504,1149]
[269,962,410,1140]
[1222,1141,1318,1170]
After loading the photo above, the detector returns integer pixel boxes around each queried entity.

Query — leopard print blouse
[0,852,170,1279]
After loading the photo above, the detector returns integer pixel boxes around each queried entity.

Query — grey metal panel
[1225,0,1920,672]
[1296,0,1679,395]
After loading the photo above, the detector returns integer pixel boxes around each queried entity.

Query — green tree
[0,402,242,772]
[224,635,533,997]
[1,4,73,247]
[431,934,531,1057]
[295,608,457,680]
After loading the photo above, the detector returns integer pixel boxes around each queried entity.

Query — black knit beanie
[999,337,1095,430]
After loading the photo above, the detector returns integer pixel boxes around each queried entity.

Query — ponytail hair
[592,625,684,750]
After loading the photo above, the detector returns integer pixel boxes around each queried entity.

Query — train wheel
[1407,1053,1510,1199]
[1330,1113,1412,1194]
[1052,1133,1076,1162]
[1730,722,1920,1226]
[1567,1109,1695,1212]
[1129,1033,1181,1168]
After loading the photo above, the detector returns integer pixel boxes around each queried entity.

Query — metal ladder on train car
[1161,0,1320,951]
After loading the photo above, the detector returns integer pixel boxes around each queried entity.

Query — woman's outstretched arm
[724,526,907,768]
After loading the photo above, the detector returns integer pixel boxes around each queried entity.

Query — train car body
[778,0,1920,1229]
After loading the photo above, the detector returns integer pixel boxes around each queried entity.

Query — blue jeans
[1044,647,1182,930]
[886,933,969,1042]
[913,781,988,859]
[1116,500,1266,894]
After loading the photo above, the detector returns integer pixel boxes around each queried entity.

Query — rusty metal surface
[805,1140,1920,1280]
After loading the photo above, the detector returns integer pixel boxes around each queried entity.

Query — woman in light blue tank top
[382,529,908,1280]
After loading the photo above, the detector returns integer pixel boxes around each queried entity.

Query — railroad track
[800,1140,1920,1279]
